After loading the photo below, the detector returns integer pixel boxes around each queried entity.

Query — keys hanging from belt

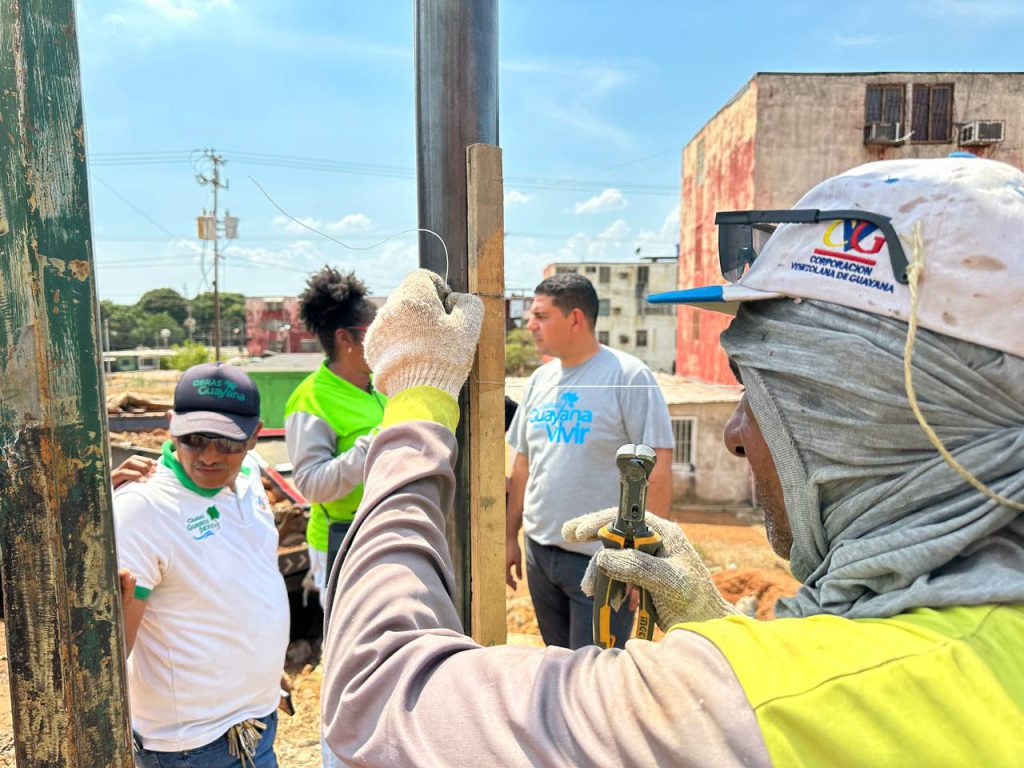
[226,718,268,767]
[592,444,663,649]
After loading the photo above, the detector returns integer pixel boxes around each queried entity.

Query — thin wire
[92,175,178,238]
[903,221,1024,512]
[249,176,450,285]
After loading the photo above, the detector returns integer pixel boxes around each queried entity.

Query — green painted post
[0,2,133,766]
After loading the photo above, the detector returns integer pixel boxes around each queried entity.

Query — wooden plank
[0,2,134,765]
[466,144,507,646]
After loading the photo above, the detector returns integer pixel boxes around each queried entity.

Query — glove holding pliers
[564,475,739,640]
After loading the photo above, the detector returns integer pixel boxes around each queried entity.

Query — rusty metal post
[0,2,133,766]
[414,0,499,628]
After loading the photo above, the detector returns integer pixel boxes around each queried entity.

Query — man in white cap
[115,362,288,767]
[320,156,1024,766]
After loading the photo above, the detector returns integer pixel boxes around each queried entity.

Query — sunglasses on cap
[716,209,909,285]
[178,432,250,455]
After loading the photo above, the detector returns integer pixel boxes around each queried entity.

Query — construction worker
[507,272,673,649]
[321,156,1024,766]
[115,362,288,767]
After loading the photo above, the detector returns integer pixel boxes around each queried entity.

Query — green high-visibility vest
[284,361,386,551]
[675,603,1024,766]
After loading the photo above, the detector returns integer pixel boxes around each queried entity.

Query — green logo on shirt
[186,510,222,541]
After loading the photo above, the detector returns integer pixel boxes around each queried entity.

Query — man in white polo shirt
[114,362,289,767]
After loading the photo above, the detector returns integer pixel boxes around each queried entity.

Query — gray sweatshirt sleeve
[285,411,369,503]
[321,421,770,768]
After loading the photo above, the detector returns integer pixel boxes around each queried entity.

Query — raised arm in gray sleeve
[321,421,770,768]
[284,411,369,503]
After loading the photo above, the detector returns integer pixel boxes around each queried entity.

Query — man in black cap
[114,362,289,767]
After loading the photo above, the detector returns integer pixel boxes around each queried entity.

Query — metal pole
[414,0,499,628]
[0,1,133,764]
[415,0,499,290]
[212,158,222,361]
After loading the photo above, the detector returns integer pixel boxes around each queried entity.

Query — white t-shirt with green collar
[113,442,289,752]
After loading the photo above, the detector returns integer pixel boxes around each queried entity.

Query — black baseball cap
[170,362,261,440]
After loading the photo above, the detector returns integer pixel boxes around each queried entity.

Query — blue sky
[79,0,1024,303]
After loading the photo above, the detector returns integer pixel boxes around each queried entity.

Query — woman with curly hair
[284,267,385,612]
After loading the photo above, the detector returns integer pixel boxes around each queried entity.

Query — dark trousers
[525,537,634,650]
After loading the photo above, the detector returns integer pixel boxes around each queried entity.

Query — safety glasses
[715,209,909,285]
[178,432,249,455]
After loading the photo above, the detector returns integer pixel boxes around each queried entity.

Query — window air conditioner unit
[959,120,1005,146]
[863,122,901,145]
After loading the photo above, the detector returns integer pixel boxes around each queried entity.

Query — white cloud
[103,13,128,27]
[505,190,532,206]
[504,57,642,151]
[573,188,628,215]
[272,215,323,234]
[326,213,373,234]
[503,204,681,289]
[598,219,631,241]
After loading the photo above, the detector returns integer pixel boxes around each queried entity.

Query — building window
[599,266,611,283]
[864,84,904,129]
[636,330,648,347]
[598,330,609,345]
[672,418,696,469]
[911,84,953,143]
[598,299,610,317]
[555,265,577,274]
[585,266,596,273]
[637,265,649,284]
[618,334,630,345]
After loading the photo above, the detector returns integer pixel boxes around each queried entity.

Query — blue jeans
[525,538,634,650]
[134,711,278,768]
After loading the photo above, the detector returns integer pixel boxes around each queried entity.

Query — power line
[87,148,679,196]
[92,175,178,238]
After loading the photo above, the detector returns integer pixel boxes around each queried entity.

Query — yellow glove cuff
[380,386,460,432]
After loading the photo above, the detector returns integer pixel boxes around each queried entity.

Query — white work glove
[364,269,484,399]
[563,508,740,630]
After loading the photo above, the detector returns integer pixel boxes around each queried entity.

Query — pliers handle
[593,525,663,648]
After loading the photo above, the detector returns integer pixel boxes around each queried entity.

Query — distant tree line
[100,288,247,351]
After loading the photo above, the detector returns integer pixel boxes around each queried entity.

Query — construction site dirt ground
[0,509,797,766]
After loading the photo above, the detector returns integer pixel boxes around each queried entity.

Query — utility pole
[0,1,133,764]
[196,149,239,361]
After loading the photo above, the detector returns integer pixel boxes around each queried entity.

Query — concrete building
[245,297,317,357]
[655,372,749,511]
[543,259,678,373]
[677,71,1024,385]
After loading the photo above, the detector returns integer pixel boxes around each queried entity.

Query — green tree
[191,291,247,345]
[137,288,188,324]
[137,311,184,348]
[169,340,210,371]
[100,300,145,349]
[505,327,540,376]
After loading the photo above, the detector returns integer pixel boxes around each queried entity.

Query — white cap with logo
[649,156,1024,358]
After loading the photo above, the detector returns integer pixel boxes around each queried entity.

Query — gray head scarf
[720,299,1024,619]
